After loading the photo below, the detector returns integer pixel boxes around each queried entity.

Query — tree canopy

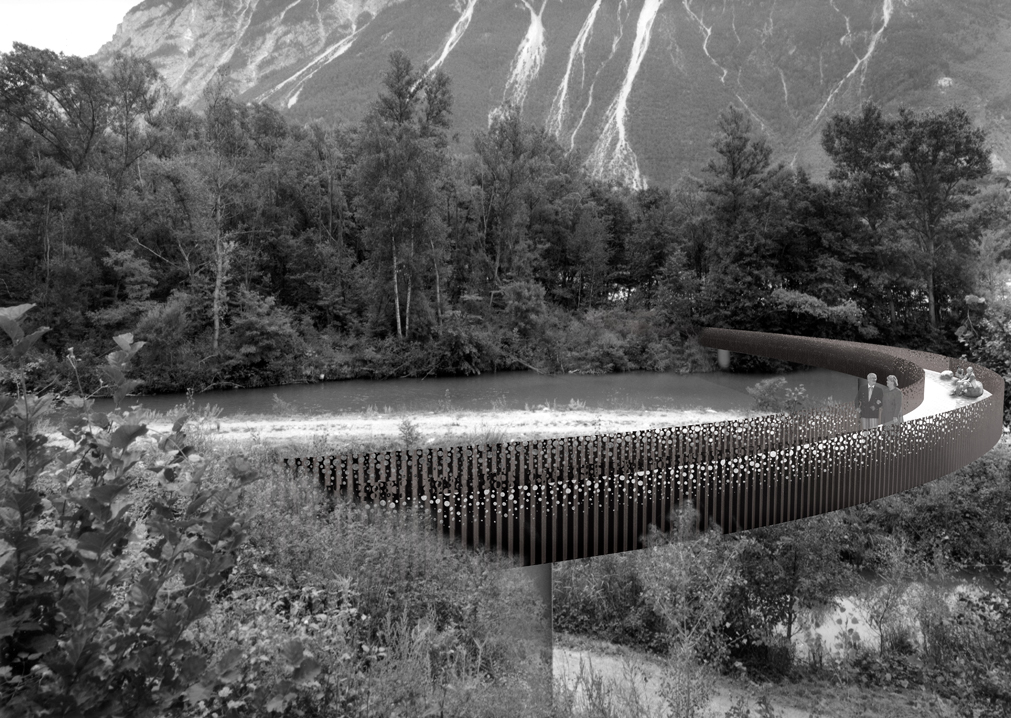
[0,47,1008,396]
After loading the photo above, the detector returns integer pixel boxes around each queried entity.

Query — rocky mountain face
[98,0,1011,187]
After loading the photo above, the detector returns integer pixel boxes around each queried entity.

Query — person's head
[956,367,965,378]
[965,367,975,379]
[867,373,877,387]
[887,375,898,389]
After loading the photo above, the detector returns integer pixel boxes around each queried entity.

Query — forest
[0,44,1009,408]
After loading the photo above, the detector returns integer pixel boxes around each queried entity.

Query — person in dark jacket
[856,373,884,430]
[881,374,903,429]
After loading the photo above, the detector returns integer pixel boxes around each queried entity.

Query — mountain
[97,0,1011,187]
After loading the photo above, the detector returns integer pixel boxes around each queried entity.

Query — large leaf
[171,413,189,434]
[90,481,131,506]
[0,616,16,640]
[110,423,147,450]
[9,489,41,518]
[184,595,211,620]
[100,364,126,386]
[0,304,35,322]
[88,412,110,429]
[31,633,57,655]
[292,657,321,683]
[0,316,23,343]
[0,538,14,570]
[77,521,130,560]
[266,694,290,714]
[184,683,214,705]
[0,508,19,531]
[217,646,244,673]
[14,393,54,423]
[0,304,34,342]
[216,646,244,684]
[72,582,113,614]
[129,574,159,606]
[178,654,207,682]
[113,333,135,352]
[113,379,144,409]
[203,515,236,544]
[11,327,51,359]
[183,493,211,518]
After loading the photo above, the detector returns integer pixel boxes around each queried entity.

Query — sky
[1,0,139,57]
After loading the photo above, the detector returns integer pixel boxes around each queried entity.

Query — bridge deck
[287,330,1005,566]
[903,369,991,421]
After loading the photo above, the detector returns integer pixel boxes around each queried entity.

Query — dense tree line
[1,44,1008,397]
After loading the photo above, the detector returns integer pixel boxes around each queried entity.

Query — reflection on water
[97,367,858,418]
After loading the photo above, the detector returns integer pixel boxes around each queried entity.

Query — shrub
[917,578,1011,716]
[553,552,667,654]
[746,377,809,413]
[1,304,556,717]
[216,433,555,716]
[399,417,424,448]
[220,287,306,387]
[0,304,260,716]
[638,506,747,668]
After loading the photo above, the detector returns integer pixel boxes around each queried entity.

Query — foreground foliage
[0,305,554,716]
[0,304,257,714]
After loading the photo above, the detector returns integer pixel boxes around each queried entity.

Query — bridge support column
[717,348,731,369]
[508,562,553,709]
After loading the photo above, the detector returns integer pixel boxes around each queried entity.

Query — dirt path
[552,633,958,718]
[553,636,811,718]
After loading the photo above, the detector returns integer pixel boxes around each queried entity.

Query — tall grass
[183,431,557,716]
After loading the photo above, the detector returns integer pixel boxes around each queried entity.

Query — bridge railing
[696,328,929,414]
[286,332,1004,566]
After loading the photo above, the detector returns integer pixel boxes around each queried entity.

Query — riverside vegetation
[1,46,1010,425]
[3,305,1011,717]
[1,304,553,716]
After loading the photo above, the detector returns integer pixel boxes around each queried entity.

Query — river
[105,368,858,417]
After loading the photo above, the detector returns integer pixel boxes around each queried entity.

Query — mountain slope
[98,0,1011,186]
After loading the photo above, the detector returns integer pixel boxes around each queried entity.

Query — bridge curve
[288,330,1004,566]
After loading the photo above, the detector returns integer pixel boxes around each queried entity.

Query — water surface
[106,368,858,417]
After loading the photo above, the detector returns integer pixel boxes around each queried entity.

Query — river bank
[135,367,978,451]
[162,404,758,450]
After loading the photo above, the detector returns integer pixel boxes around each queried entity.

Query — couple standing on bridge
[856,373,904,431]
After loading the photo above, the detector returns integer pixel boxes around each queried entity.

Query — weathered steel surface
[286,330,1005,566]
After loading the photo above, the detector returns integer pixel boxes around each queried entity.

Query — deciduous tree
[355,52,451,339]
[823,104,991,328]
[0,43,112,173]
[893,107,990,327]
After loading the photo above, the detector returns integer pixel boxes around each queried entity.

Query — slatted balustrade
[285,330,1005,566]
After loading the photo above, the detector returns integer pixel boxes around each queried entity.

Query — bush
[746,377,809,413]
[220,287,306,387]
[553,554,666,654]
[0,303,556,717]
[851,438,1011,568]
[918,579,1011,716]
[0,304,259,715]
[210,437,554,716]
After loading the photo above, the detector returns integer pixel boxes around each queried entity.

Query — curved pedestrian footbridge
[286,329,1005,566]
